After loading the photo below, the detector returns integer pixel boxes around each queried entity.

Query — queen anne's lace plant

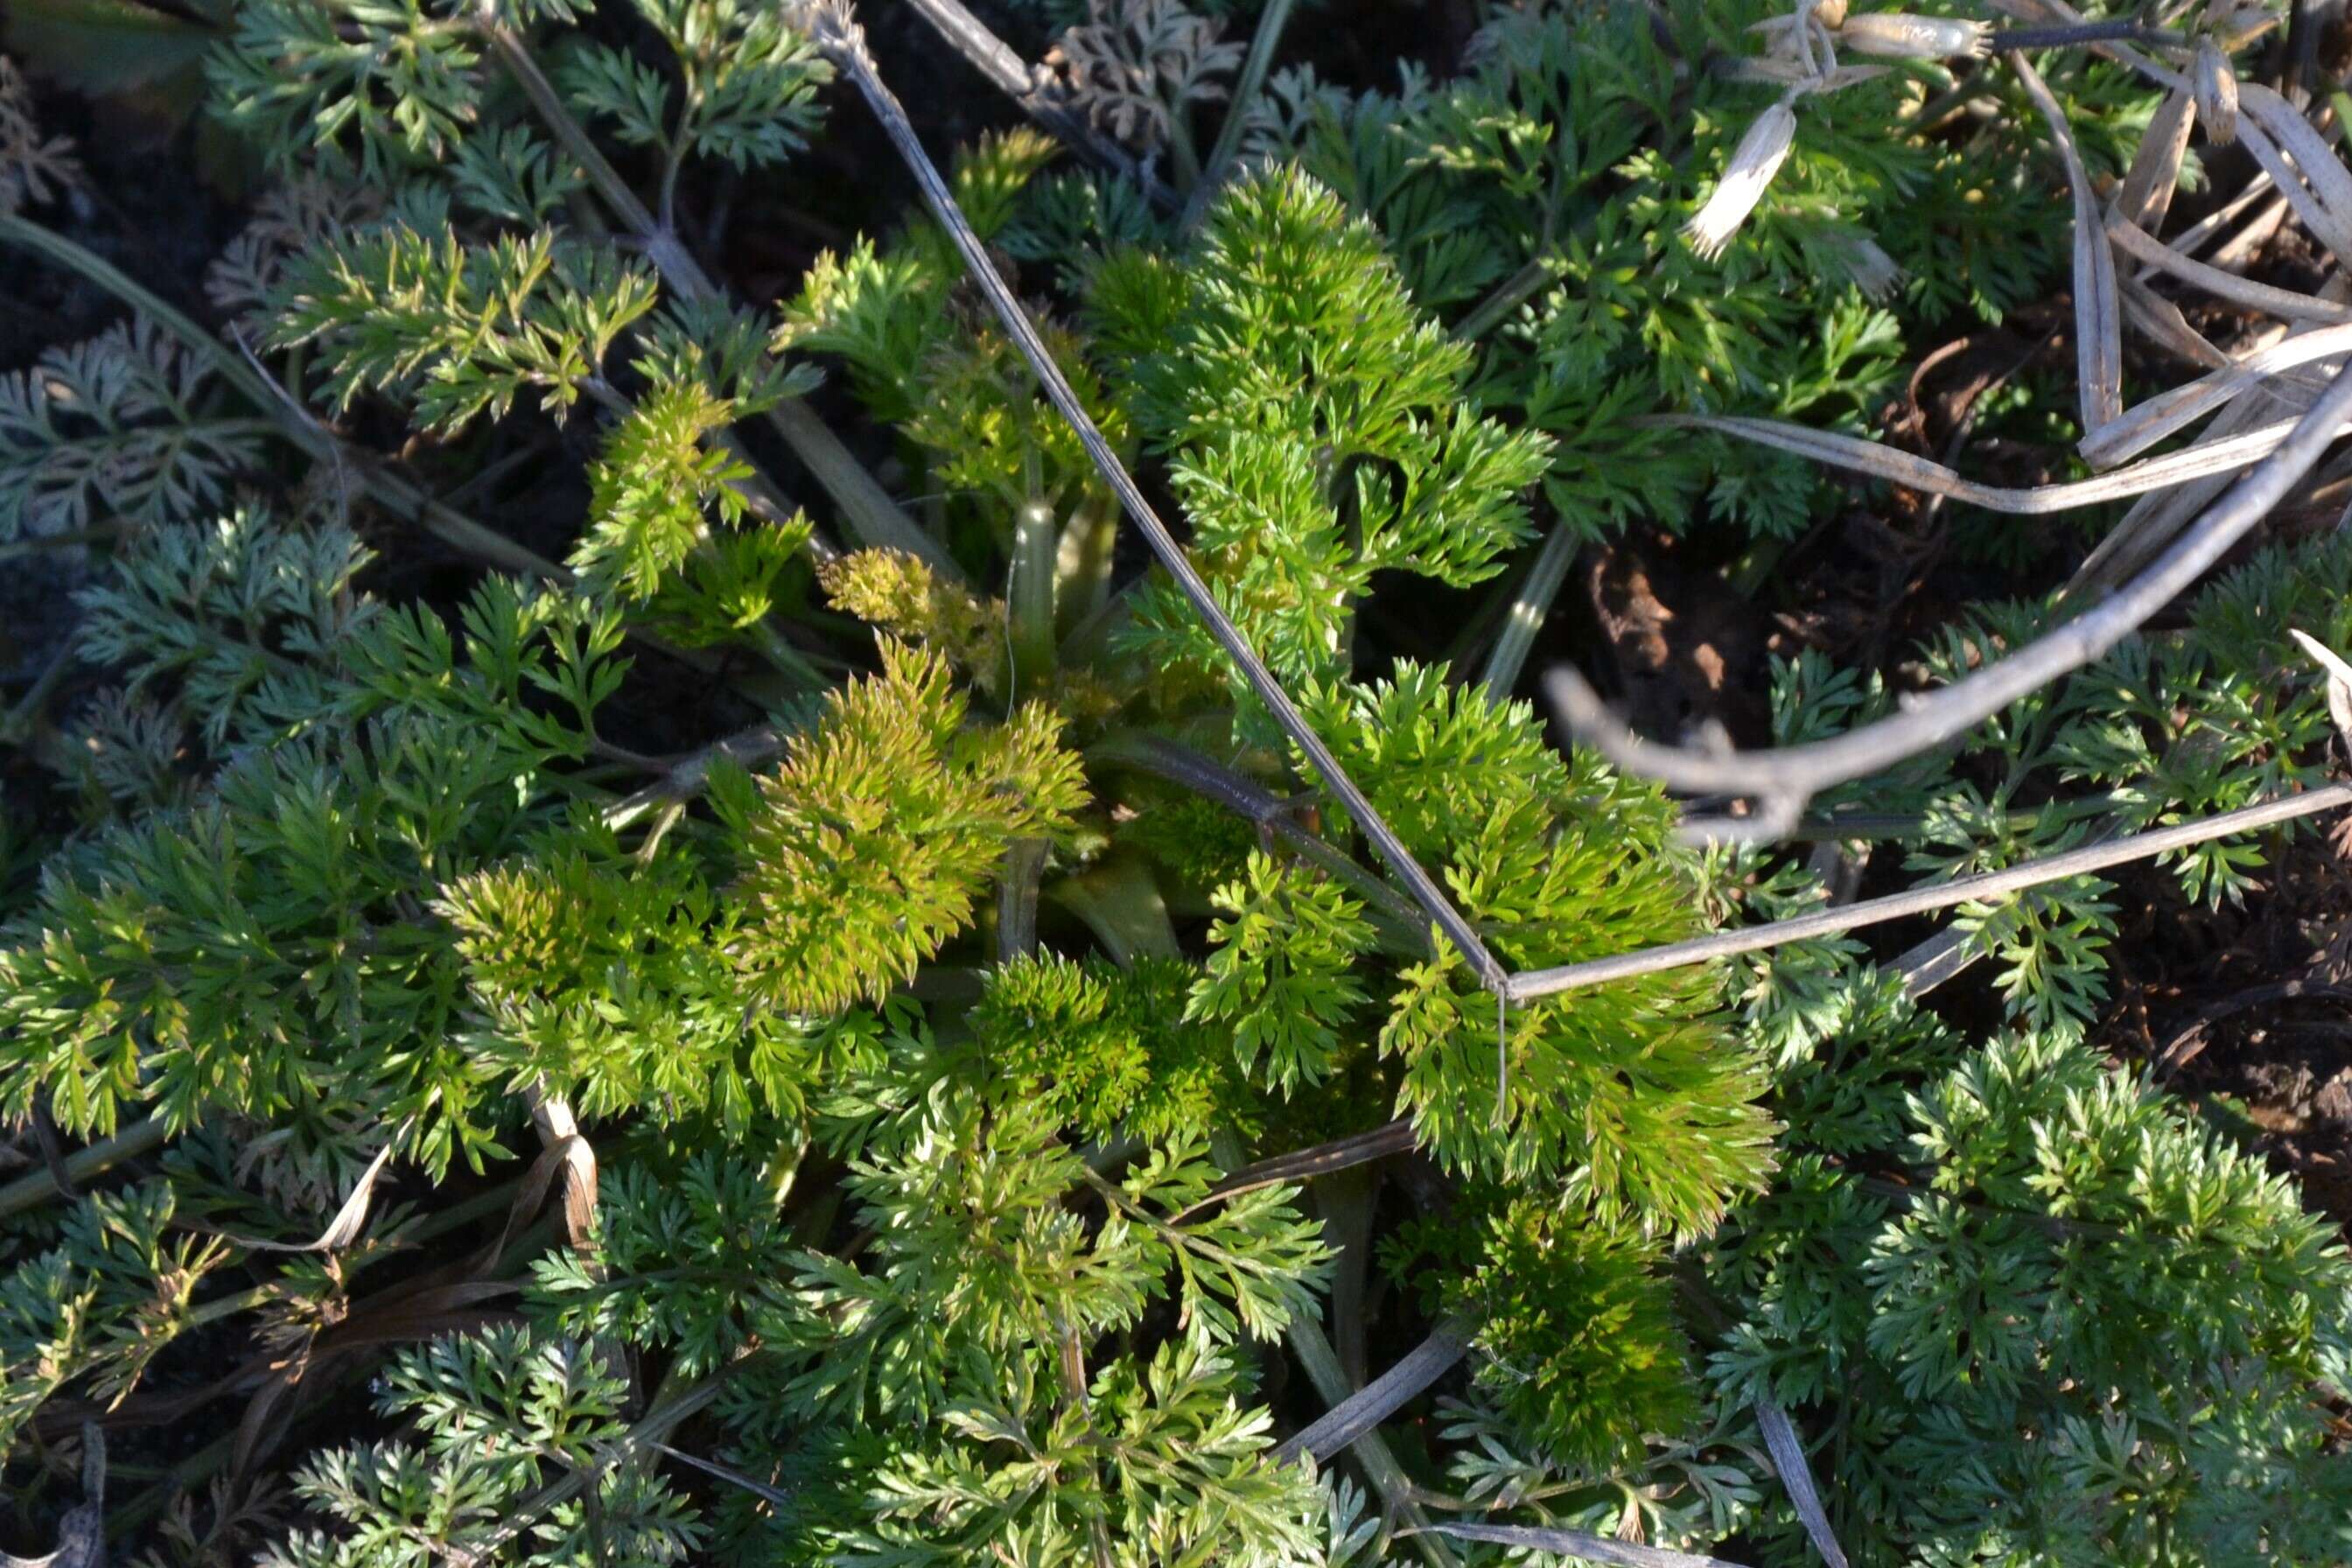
[0,0,2345,1564]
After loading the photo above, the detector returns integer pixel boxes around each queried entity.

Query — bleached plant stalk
[2080,318,2352,468]
[1507,782,2352,998]
[901,0,1180,209]
[2013,51,2122,438]
[1643,405,2351,514]
[2107,217,2352,322]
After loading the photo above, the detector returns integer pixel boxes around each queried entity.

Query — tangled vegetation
[0,0,2348,1563]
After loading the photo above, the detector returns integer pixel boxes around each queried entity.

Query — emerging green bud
[1836,11,1991,58]
[1684,97,1798,260]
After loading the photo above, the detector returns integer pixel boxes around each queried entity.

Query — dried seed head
[2194,40,2239,145]
[1833,234,1906,300]
[1749,10,1840,78]
[1684,98,1799,260]
[1836,11,1990,59]
[1810,0,1852,29]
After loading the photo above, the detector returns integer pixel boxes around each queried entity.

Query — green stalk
[1207,1132,1460,1568]
[1452,256,1564,342]
[0,1116,171,1222]
[1009,498,1060,694]
[0,214,564,581]
[1181,0,1298,232]
[1475,522,1579,695]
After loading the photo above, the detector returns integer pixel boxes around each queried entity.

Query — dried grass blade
[2236,81,2352,260]
[2071,304,2347,592]
[1756,1399,1849,1568]
[2067,461,2232,595]
[2116,273,2230,368]
[2162,172,2281,262]
[804,0,1509,994]
[1274,1321,1472,1462]
[2107,217,2352,322]
[2081,319,2352,467]
[1417,1521,1751,1568]
[1651,410,2348,513]
[2112,86,2195,232]
[217,1137,399,1254]
[2011,51,2122,433]
[2235,122,2352,262]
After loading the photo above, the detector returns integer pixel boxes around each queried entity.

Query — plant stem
[1086,732,1431,934]
[1211,1139,1460,1568]
[1009,498,1059,694]
[1507,782,2352,1000]
[1181,0,1297,232]
[1171,1119,1418,1222]
[1475,522,1579,695]
[1274,1321,1473,1464]
[998,838,1047,958]
[0,1117,171,1222]
[0,640,77,746]
[601,719,792,830]
[1453,257,1563,342]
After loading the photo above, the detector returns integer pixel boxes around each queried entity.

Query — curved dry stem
[1552,368,2352,828]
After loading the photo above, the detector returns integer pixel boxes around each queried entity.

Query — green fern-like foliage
[1708,968,2352,1566]
[976,951,1246,1143]
[1098,168,1551,699]
[1298,665,1778,1232]
[3,1,2345,1564]
[261,1326,703,1568]
[1392,1193,1699,1474]
[0,319,270,540]
[725,640,1089,1014]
